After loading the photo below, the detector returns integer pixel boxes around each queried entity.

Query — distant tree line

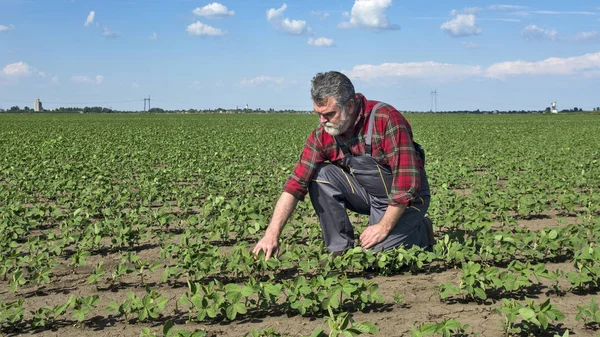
[1,105,599,114]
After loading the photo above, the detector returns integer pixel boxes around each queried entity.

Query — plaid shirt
[283,93,423,206]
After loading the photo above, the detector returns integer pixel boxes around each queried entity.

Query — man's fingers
[265,247,273,261]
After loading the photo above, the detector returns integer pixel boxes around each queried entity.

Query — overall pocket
[348,156,393,199]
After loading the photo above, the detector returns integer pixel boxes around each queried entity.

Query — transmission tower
[430,89,437,113]
[143,96,151,112]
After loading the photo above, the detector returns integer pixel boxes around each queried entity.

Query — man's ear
[346,99,356,113]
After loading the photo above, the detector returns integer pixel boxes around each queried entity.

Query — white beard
[323,107,353,136]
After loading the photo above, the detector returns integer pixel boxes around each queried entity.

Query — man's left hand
[360,223,390,250]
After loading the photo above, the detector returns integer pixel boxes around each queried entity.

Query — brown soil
[5,260,596,337]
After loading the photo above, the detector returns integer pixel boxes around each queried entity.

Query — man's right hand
[252,234,280,260]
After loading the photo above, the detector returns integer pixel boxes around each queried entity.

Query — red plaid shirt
[283,93,424,206]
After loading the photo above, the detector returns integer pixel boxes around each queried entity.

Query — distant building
[34,99,43,112]
[551,101,558,113]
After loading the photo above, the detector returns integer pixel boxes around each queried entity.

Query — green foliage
[107,287,168,322]
[496,298,564,335]
[409,319,470,337]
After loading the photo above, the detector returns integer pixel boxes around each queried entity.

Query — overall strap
[334,136,351,157]
[365,102,384,157]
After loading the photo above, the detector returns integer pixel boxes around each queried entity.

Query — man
[253,71,433,260]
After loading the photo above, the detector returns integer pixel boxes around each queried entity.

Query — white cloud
[0,24,15,32]
[103,26,119,38]
[534,10,596,15]
[2,62,32,76]
[311,10,330,20]
[441,14,482,37]
[72,74,104,84]
[339,0,399,30]
[462,41,479,49]
[149,32,158,40]
[342,51,600,82]
[450,7,482,16]
[479,18,520,22]
[522,25,558,41]
[576,31,598,41]
[308,37,334,47]
[51,76,59,84]
[344,62,483,81]
[84,11,95,27]
[186,21,226,36]
[239,75,284,87]
[267,4,308,35]
[488,5,527,11]
[485,52,600,78]
[193,3,234,17]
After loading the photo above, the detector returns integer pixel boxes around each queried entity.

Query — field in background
[1,113,599,337]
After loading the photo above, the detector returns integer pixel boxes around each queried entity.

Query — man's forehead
[314,97,338,111]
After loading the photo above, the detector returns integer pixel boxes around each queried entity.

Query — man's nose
[319,115,327,123]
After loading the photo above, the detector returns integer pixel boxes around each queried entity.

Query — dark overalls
[308,103,431,253]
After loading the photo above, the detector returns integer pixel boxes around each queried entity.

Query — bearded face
[323,107,353,136]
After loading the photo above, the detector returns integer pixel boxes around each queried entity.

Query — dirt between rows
[2,216,597,337]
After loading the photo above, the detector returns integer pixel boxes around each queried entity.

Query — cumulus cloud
[2,62,32,76]
[193,2,234,17]
[72,74,104,84]
[267,4,308,35]
[344,62,483,81]
[239,75,284,87]
[149,32,158,40]
[0,24,15,32]
[308,37,334,47]
[522,25,558,41]
[186,21,226,36]
[485,52,600,78]
[341,51,600,82]
[441,14,482,37]
[339,0,399,30]
[84,11,95,27]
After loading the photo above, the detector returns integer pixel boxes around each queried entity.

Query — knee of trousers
[308,164,341,192]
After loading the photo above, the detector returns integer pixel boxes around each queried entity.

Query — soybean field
[0,113,599,337]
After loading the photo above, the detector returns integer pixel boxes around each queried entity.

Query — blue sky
[1,0,599,111]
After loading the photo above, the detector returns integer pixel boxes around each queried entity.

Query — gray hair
[311,71,355,108]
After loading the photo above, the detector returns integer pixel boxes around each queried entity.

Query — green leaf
[474,287,487,300]
[519,308,536,320]
[163,320,174,336]
[352,322,378,334]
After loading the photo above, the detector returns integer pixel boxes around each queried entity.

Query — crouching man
[253,71,434,260]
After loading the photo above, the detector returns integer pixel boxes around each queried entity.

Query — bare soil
[2,210,597,337]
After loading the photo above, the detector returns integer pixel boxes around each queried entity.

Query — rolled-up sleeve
[283,130,326,200]
[381,114,421,206]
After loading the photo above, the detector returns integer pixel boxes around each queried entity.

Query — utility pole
[430,89,437,113]
[143,96,151,112]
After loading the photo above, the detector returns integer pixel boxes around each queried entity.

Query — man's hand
[252,234,280,260]
[360,223,391,250]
